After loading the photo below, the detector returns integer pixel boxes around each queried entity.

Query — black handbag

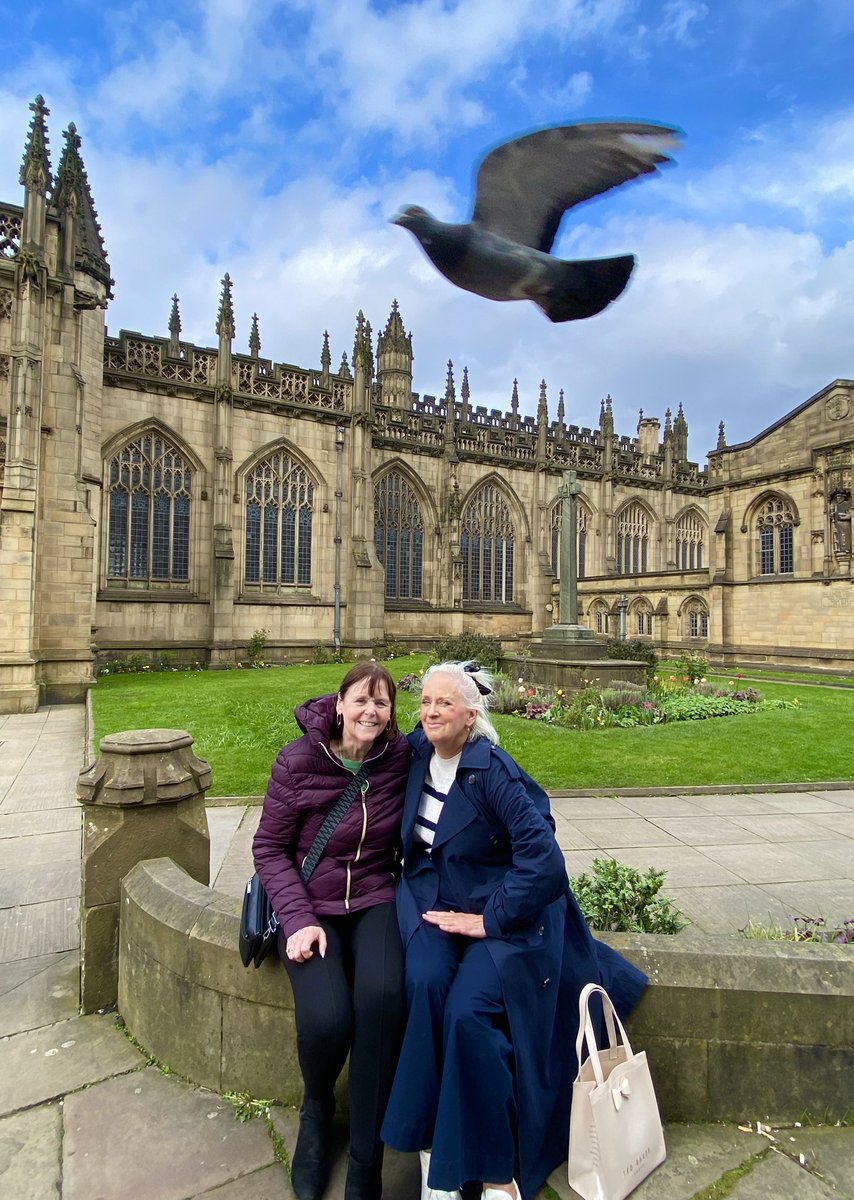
[239,761,371,968]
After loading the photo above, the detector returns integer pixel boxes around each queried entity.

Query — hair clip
[463,662,492,696]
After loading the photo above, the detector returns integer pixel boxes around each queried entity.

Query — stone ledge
[119,859,854,1122]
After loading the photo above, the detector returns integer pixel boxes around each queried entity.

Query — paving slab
[207,806,246,881]
[0,1102,62,1199]
[0,949,79,1037]
[0,829,80,870]
[648,816,766,846]
[779,1126,854,1197]
[612,795,711,818]
[808,812,854,837]
[666,884,793,935]
[562,850,614,879]
[191,1163,293,1198]
[604,844,744,888]
[570,818,681,848]
[0,1013,142,1116]
[728,814,839,842]
[552,817,597,851]
[692,795,780,816]
[550,797,635,820]
[0,860,80,909]
[761,794,852,814]
[764,880,854,927]
[0,807,82,839]
[727,1146,837,1198]
[0,896,79,961]
[700,842,843,884]
[545,1123,768,1200]
[62,1068,280,1200]
[0,776,82,813]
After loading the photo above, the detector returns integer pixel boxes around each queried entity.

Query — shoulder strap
[300,761,371,884]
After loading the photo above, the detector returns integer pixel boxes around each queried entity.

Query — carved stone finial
[217,272,235,339]
[557,388,565,425]
[339,350,352,380]
[53,119,112,294]
[320,329,331,373]
[445,360,456,403]
[461,365,470,405]
[20,94,52,194]
[717,420,726,450]
[538,379,548,420]
[168,293,181,337]
[511,378,519,417]
[249,312,261,358]
[353,310,365,364]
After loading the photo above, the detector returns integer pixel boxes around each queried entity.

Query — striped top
[413,751,461,847]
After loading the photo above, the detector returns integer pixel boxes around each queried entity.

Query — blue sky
[3,0,854,457]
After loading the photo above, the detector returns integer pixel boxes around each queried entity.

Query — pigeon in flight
[392,121,679,322]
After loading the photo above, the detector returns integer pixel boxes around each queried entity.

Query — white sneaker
[420,1149,462,1200]
[482,1184,519,1200]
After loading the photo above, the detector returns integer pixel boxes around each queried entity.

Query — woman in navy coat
[381,662,647,1200]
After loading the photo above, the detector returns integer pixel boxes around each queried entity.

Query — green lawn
[90,659,853,795]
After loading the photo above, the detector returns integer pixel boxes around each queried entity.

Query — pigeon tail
[535,254,635,322]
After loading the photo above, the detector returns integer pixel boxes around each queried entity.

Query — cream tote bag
[568,983,666,1200]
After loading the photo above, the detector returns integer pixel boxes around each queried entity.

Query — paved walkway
[1,705,852,1199]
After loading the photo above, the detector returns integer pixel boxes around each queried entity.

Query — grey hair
[421,660,500,745]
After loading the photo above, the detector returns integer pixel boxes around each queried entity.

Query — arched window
[374,471,424,599]
[635,603,654,636]
[550,500,588,578]
[686,603,709,639]
[616,503,650,575]
[588,601,609,635]
[244,452,313,588]
[106,432,191,584]
[676,510,704,569]
[756,497,794,575]
[461,484,515,602]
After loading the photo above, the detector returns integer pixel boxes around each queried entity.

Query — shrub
[430,631,502,671]
[571,858,686,934]
[672,650,708,682]
[741,915,854,945]
[374,638,408,661]
[246,628,270,664]
[607,638,658,684]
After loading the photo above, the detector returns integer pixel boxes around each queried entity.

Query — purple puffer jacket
[252,693,410,939]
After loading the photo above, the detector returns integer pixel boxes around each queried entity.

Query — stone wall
[120,858,854,1123]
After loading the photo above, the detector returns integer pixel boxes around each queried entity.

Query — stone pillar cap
[99,729,194,755]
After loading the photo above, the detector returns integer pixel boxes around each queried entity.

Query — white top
[413,751,461,847]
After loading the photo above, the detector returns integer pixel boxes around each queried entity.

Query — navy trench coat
[391,728,647,1199]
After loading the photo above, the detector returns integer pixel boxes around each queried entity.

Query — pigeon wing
[471,122,680,253]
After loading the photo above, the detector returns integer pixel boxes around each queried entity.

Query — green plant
[429,631,502,671]
[741,915,854,944]
[571,858,687,934]
[246,628,270,664]
[606,638,658,684]
[672,650,708,683]
[374,637,408,660]
[223,1089,275,1122]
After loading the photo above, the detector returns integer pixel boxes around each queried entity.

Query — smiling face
[419,671,477,759]
[336,681,392,761]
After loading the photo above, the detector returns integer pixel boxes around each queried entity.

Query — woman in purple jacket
[253,662,410,1200]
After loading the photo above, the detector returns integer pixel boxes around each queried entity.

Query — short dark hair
[338,661,399,738]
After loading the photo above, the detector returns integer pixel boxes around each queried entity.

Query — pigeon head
[391,205,436,236]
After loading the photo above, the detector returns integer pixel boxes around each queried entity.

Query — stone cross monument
[543,468,594,644]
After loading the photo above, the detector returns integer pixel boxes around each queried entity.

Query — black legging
[282,901,405,1166]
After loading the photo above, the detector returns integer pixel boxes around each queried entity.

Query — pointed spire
[353,310,365,364]
[445,360,456,405]
[717,420,726,450]
[339,351,352,381]
[606,394,613,416]
[511,379,519,421]
[377,298,410,352]
[320,330,331,375]
[362,319,374,378]
[168,294,181,356]
[461,366,470,406]
[217,272,235,339]
[53,122,112,292]
[664,407,673,438]
[249,313,261,358]
[637,407,644,433]
[20,95,52,194]
[557,388,565,425]
[537,379,548,422]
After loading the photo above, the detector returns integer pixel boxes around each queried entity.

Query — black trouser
[282,901,405,1167]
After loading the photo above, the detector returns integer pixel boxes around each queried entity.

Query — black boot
[343,1153,384,1200]
[291,1099,334,1200]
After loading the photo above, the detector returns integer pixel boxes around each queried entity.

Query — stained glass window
[244,453,313,588]
[106,434,191,584]
[461,485,514,602]
[374,471,424,599]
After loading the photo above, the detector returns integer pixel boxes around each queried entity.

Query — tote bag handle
[574,982,635,1088]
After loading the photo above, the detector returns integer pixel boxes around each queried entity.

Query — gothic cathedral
[1,98,852,713]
